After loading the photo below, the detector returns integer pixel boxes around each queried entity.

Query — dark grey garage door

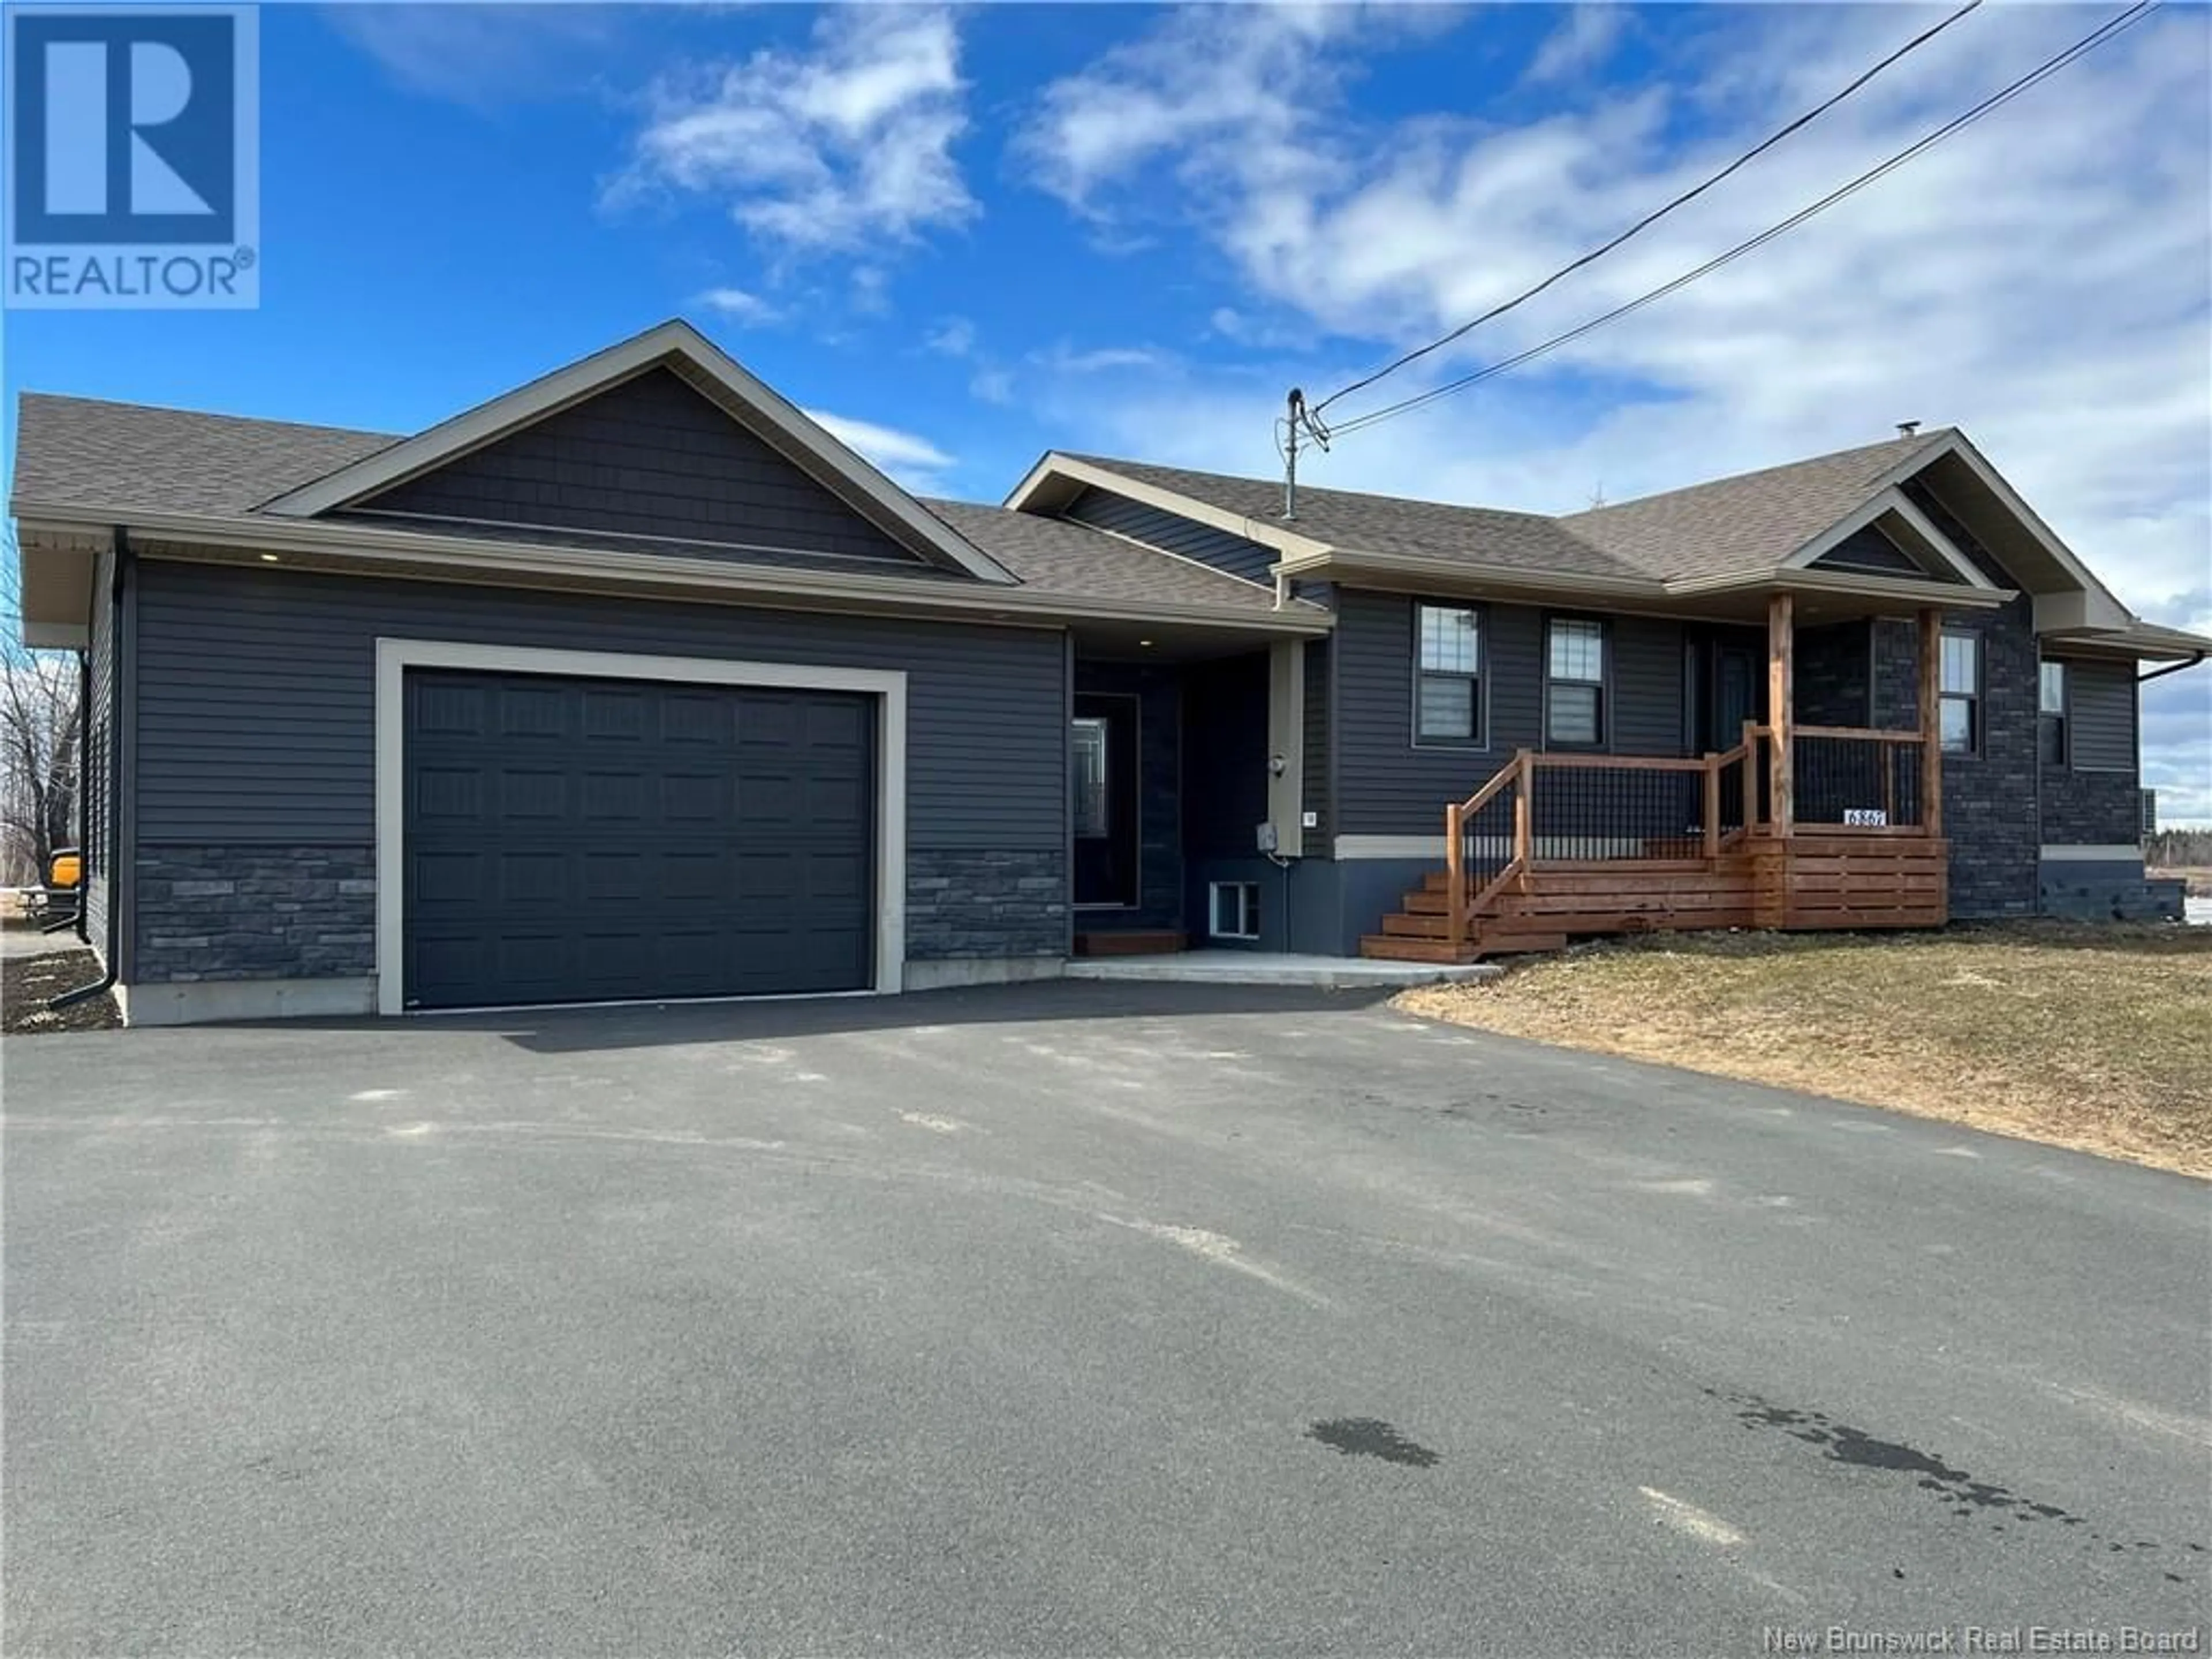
[403,668,875,1009]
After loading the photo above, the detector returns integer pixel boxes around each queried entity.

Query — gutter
[2139,650,2207,685]
[13,500,1334,637]
[51,527,127,1012]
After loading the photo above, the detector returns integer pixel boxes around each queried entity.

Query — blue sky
[3,2,2207,816]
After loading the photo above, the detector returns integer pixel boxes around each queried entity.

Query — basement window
[1209,881,1261,941]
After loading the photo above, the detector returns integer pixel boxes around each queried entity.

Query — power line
[1324,1,2158,442]
[1309,0,1987,418]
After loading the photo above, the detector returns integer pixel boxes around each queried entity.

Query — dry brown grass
[2150,865,2212,897]
[1399,922,2212,1178]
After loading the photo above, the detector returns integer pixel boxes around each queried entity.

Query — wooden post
[1768,593,1794,838]
[1445,801,1465,942]
[1741,718,1760,832]
[1918,607,1944,838]
[1513,748,1535,869]
[1702,755,1721,862]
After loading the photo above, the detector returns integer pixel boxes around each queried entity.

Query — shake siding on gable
[128,560,1067,853]
[1058,488,1279,586]
[356,368,924,565]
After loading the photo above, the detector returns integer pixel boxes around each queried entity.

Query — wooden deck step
[1358,934,1479,964]
[1380,912,1460,938]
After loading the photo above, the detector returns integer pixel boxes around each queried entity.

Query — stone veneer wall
[1793,622,1871,728]
[135,846,376,983]
[2039,768,2144,848]
[904,850,1068,960]
[1878,481,2046,919]
[135,844,1069,984]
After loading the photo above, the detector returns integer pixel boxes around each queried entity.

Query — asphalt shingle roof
[13,393,392,516]
[922,499,1298,614]
[1064,454,1646,581]
[1559,430,1952,582]
[12,389,1974,609]
[7,394,1306,618]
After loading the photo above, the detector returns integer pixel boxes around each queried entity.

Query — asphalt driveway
[5,982,2206,1656]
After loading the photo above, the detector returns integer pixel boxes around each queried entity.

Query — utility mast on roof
[1280,388,1330,521]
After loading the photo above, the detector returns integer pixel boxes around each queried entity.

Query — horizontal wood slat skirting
[1363,833,1949,963]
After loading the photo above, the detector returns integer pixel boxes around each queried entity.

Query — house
[10,320,2203,1024]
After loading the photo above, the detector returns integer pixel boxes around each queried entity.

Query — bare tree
[0,528,82,887]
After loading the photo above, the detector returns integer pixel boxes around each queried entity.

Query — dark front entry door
[1071,693,1139,908]
[403,668,875,1009]
[1691,634,1765,754]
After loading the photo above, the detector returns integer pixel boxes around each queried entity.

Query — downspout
[69,647,90,942]
[2138,650,2206,685]
[51,527,129,1010]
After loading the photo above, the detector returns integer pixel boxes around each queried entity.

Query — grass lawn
[1399,922,2212,1178]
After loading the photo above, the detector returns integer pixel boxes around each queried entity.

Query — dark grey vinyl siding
[1610,615,1688,756]
[1812,525,1923,577]
[358,368,923,566]
[1302,639,1330,846]
[1060,488,1277,586]
[130,559,1067,852]
[1334,589,1687,837]
[82,545,116,962]
[2063,657,2136,772]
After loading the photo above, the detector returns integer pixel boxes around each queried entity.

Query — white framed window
[1415,603,1482,743]
[1209,880,1260,941]
[1940,631,1982,756]
[1546,618,1608,748]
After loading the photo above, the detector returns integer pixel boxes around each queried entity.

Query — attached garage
[378,641,908,1014]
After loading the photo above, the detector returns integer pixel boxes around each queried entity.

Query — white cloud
[329,5,617,107]
[690,287,782,327]
[1022,3,2212,817]
[805,408,956,491]
[926,316,978,358]
[1525,4,1627,86]
[615,7,975,255]
[1029,342,1173,375]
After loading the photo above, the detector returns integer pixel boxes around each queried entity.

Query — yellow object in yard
[48,849,81,890]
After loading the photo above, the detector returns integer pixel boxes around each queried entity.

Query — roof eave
[1275,546,1668,599]
[1005,453,1336,563]
[1666,566,2016,609]
[20,502,1332,635]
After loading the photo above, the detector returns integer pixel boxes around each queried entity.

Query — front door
[1071,694,1139,908]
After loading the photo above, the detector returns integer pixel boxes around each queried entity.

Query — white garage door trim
[374,637,908,1016]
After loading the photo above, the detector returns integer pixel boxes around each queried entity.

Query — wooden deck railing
[1442,737,1758,944]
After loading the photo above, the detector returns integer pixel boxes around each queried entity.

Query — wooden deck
[1362,834,1949,963]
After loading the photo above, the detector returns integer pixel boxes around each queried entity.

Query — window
[1209,881,1260,941]
[1940,631,1981,755]
[1546,618,1607,747]
[1415,604,1482,742]
[1070,717,1109,838]
[2038,660,2068,767]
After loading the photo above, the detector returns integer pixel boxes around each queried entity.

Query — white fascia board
[1667,565,2012,609]
[1784,487,1993,589]
[255,319,1017,585]
[88,505,1334,635]
[1002,453,1335,564]
[1308,547,1666,599]
[1875,431,2133,628]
